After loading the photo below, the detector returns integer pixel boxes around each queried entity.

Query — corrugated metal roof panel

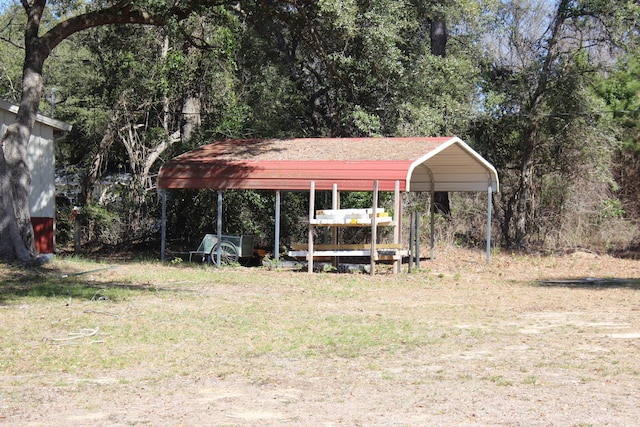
[166,137,451,162]
[159,160,411,191]
[158,137,499,192]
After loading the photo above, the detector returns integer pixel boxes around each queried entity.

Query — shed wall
[1,115,56,253]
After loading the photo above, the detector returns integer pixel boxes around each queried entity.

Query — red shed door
[31,217,54,254]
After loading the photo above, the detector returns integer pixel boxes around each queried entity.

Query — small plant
[321,263,337,273]
[82,204,122,245]
[599,198,625,220]
[485,375,513,386]
[261,254,279,270]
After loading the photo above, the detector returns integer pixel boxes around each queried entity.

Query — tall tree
[472,0,637,248]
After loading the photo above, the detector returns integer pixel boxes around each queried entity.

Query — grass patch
[1,250,640,425]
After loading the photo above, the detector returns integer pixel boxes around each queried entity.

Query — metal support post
[486,184,493,265]
[275,190,281,263]
[216,190,223,267]
[160,190,166,262]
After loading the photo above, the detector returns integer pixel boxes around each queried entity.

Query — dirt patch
[1,248,639,426]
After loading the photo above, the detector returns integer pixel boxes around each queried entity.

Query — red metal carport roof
[157,136,499,192]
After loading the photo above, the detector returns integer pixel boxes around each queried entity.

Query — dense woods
[0,0,638,261]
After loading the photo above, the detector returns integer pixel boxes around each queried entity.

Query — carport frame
[157,136,499,267]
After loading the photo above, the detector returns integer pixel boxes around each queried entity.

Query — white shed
[0,100,72,254]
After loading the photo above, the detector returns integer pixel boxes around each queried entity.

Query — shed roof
[0,100,72,132]
[157,136,499,192]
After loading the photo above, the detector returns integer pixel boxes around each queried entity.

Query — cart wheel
[210,242,239,265]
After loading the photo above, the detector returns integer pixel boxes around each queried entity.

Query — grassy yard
[1,248,639,426]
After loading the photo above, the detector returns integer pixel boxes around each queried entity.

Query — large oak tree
[0,0,225,263]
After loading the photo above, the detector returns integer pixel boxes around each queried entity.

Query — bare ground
[1,248,639,426]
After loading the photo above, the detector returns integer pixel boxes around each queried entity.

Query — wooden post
[393,180,401,273]
[370,180,379,275]
[430,187,435,261]
[73,206,81,256]
[416,211,421,269]
[332,183,339,269]
[308,181,315,273]
[408,212,414,273]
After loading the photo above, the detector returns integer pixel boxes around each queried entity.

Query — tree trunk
[509,1,569,248]
[515,158,533,247]
[499,194,514,248]
[430,6,451,216]
[0,145,32,261]
[0,20,47,262]
[514,123,537,248]
[430,15,447,57]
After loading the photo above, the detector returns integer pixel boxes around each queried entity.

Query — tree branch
[39,1,202,54]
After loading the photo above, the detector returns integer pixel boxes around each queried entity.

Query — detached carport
[157,136,499,269]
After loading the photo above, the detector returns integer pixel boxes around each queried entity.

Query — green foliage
[82,204,121,245]
[592,54,640,152]
[238,63,304,138]
[351,106,382,136]
[584,52,640,224]
[0,3,25,102]
[54,202,75,247]
[260,253,278,269]
[599,198,625,220]
[165,188,310,250]
[396,54,478,136]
